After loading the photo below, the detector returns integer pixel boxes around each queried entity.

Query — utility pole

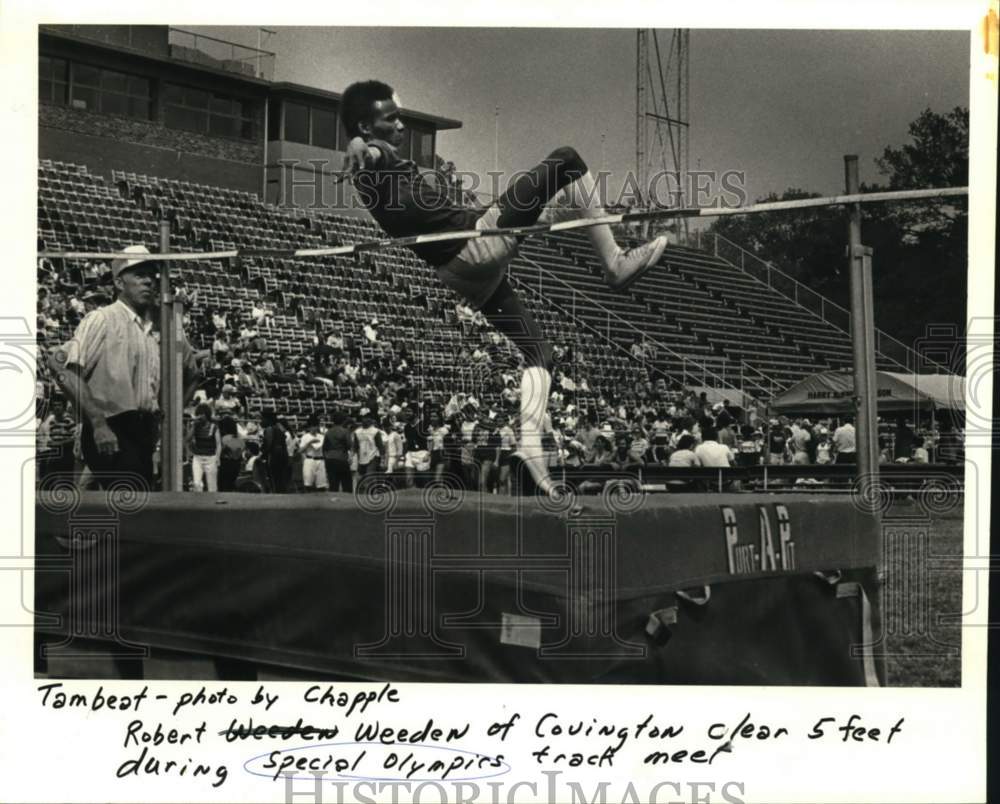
[845,155,879,490]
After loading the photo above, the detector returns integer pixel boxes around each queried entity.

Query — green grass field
[883,505,963,687]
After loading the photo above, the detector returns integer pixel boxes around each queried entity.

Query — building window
[68,62,150,119]
[39,56,68,105]
[280,101,339,150]
[311,107,337,150]
[267,101,280,140]
[284,101,309,144]
[164,83,255,140]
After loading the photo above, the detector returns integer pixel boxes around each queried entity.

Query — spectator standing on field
[218,416,245,492]
[51,245,199,490]
[261,409,291,493]
[187,403,221,492]
[833,416,857,464]
[322,410,354,493]
[299,415,329,492]
[353,411,384,478]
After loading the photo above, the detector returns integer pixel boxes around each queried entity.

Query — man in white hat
[50,245,199,489]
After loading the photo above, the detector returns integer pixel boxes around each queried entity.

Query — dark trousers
[268,459,290,493]
[81,410,157,491]
[218,458,242,492]
[325,458,352,493]
[38,445,75,485]
[461,462,479,491]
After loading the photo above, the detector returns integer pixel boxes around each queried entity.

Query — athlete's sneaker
[605,236,669,292]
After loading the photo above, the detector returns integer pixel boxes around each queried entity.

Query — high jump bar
[37,186,968,262]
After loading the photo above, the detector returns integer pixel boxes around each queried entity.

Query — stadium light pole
[845,155,879,487]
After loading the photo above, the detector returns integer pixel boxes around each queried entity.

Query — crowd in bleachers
[39,288,947,494]
[35,159,957,494]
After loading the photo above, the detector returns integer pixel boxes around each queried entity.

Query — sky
[190,26,969,203]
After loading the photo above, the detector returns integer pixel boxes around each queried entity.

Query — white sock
[519,366,552,488]
[558,172,621,269]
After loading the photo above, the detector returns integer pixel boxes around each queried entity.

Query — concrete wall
[265,139,371,219]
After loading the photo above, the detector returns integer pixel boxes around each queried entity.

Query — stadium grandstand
[35,25,956,458]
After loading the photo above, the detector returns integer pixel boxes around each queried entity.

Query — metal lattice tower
[635,29,690,237]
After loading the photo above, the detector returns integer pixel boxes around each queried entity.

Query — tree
[868,107,968,362]
[707,107,968,368]
[708,189,848,305]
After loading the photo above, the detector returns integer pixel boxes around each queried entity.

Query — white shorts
[792,451,810,465]
[436,196,580,308]
[404,450,431,471]
[302,456,328,488]
[436,205,519,309]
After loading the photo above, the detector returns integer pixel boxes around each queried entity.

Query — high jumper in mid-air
[340,79,668,496]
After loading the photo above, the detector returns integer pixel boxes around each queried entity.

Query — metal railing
[510,253,755,400]
[737,360,784,399]
[168,28,276,81]
[510,274,647,395]
[557,461,965,495]
[708,232,944,373]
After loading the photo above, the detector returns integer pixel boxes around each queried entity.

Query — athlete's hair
[341,80,395,138]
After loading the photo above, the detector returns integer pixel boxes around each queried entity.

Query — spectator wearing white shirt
[694,425,734,468]
[212,331,230,362]
[252,301,272,328]
[240,323,258,346]
[353,412,384,476]
[650,412,672,463]
[815,428,833,465]
[833,417,856,464]
[427,410,450,482]
[384,417,405,475]
[629,424,651,464]
[298,416,328,491]
[911,439,931,464]
[789,419,812,465]
[667,433,701,491]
